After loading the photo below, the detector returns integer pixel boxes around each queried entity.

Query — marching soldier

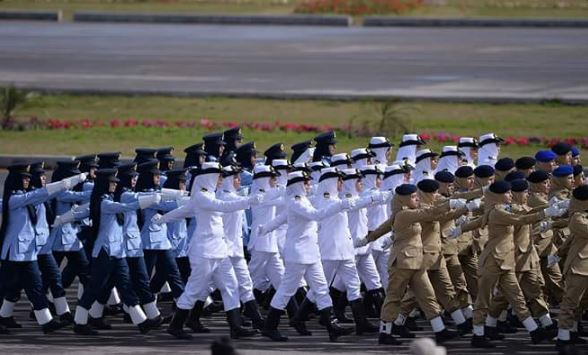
[290,141,314,165]
[515,156,536,177]
[477,133,503,167]
[457,137,478,168]
[535,150,558,173]
[368,137,393,165]
[312,131,337,164]
[203,133,226,162]
[552,142,573,166]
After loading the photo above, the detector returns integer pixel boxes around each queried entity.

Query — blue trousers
[2,260,48,310]
[78,249,139,310]
[150,255,191,291]
[143,249,184,298]
[38,253,66,298]
[53,249,90,288]
[127,256,156,305]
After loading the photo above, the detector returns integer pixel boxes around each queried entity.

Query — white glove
[544,204,565,218]
[537,220,552,233]
[449,199,467,210]
[160,188,186,200]
[547,255,561,267]
[151,213,163,225]
[45,180,68,195]
[446,226,462,240]
[555,199,570,210]
[455,215,468,226]
[248,193,264,206]
[138,193,161,209]
[64,173,88,188]
[381,234,394,250]
[52,210,76,227]
[548,196,562,206]
[466,199,482,212]
[353,237,369,248]
[341,198,356,210]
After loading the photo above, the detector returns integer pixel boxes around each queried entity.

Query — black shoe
[167,308,192,340]
[485,326,505,340]
[42,319,62,334]
[104,305,123,316]
[59,312,74,326]
[435,328,459,343]
[457,321,473,335]
[378,332,403,345]
[331,288,353,324]
[392,324,415,338]
[146,315,163,330]
[123,313,132,323]
[289,297,314,336]
[571,332,586,344]
[497,320,518,334]
[185,319,210,333]
[350,299,378,335]
[530,327,551,344]
[320,307,353,342]
[405,316,424,331]
[556,339,579,355]
[261,307,288,342]
[508,311,524,328]
[0,324,9,334]
[162,314,172,324]
[227,308,258,339]
[137,320,152,334]
[185,301,210,333]
[471,334,495,348]
[73,323,98,335]
[89,317,112,330]
[243,300,265,331]
[0,316,22,329]
[158,292,174,303]
[543,323,558,340]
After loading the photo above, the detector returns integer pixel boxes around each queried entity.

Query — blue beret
[505,171,526,182]
[474,165,495,178]
[510,179,529,192]
[435,171,455,183]
[455,166,474,178]
[395,184,417,196]
[515,156,536,170]
[495,158,515,172]
[551,142,572,156]
[527,170,550,183]
[573,164,584,177]
[489,181,511,194]
[573,185,588,201]
[417,179,440,193]
[571,146,580,157]
[535,150,556,163]
[553,165,574,177]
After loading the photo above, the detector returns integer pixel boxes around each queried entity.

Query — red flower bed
[295,0,424,16]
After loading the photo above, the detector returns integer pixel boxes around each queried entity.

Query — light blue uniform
[92,195,140,259]
[51,190,91,252]
[120,191,143,258]
[140,197,178,251]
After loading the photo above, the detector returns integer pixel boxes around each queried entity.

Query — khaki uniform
[441,212,472,308]
[488,203,550,318]
[472,203,545,326]
[367,201,450,322]
[529,191,565,303]
[559,211,588,330]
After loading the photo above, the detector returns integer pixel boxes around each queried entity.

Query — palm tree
[1,84,30,129]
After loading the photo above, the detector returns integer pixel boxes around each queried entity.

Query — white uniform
[158,167,253,312]
[264,179,351,311]
[478,133,501,167]
[437,146,461,174]
[413,149,436,183]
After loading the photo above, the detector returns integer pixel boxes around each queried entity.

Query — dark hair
[89,176,112,244]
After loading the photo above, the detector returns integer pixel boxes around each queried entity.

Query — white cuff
[451,309,466,325]
[53,297,70,316]
[0,300,15,317]
[379,320,392,334]
[74,306,89,325]
[430,316,445,333]
[485,315,498,327]
[89,302,105,318]
[522,316,538,332]
[107,288,121,305]
[77,283,84,300]
[34,308,53,325]
[128,305,147,325]
[143,302,160,319]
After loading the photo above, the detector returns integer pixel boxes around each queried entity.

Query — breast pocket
[18,234,34,254]
[36,234,49,247]
[403,246,421,258]
[126,235,142,251]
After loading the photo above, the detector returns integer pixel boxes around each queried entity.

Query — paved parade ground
[0,22,587,102]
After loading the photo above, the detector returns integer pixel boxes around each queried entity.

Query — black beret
[573,164,584,177]
[515,156,536,170]
[395,184,417,196]
[489,181,511,194]
[527,170,550,183]
[455,166,474,178]
[495,158,515,172]
[504,171,526,182]
[417,179,440,193]
[573,185,588,201]
[552,142,572,156]
[474,165,495,178]
[434,171,455,183]
[510,179,529,192]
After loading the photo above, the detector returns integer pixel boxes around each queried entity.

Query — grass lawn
[0,94,586,159]
[1,0,587,21]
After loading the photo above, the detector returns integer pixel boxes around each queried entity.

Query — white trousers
[371,249,390,289]
[320,259,362,301]
[270,261,332,311]
[249,250,285,292]
[355,253,383,291]
[177,256,240,312]
[229,256,255,303]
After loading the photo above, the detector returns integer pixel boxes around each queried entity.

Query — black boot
[285,298,299,321]
[89,317,112,330]
[253,288,265,306]
[59,312,74,326]
[137,319,152,334]
[0,316,22,329]
[331,288,353,324]
[405,316,424,331]
[185,300,210,333]
[508,310,524,328]
[243,300,265,330]
[556,339,578,355]
[42,319,62,334]
[0,323,9,334]
[435,328,459,343]
[227,308,258,339]
[530,327,550,344]
[73,323,98,335]
[391,324,415,338]
[294,287,307,306]
[261,307,288,341]
[367,288,385,317]
[571,331,587,344]
[350,299,378,335]
[167,308,192,339]
[289,297,313,336]
[456,320,473,335]
[471,334,495,348]
[497,320,518,333]
[262,288,276,311]
[320,307,353,342]
[378,332,403,345]
[485,326,505,340]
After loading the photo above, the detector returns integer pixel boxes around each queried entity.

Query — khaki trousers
[445,253,471,306]
[559,272,588,330]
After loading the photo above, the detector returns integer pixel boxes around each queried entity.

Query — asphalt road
[0,22,587,102]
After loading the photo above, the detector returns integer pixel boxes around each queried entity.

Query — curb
[0,10,61,21]
[363,16,588,28]
[10,85,588,106]
[73,11,352,27]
